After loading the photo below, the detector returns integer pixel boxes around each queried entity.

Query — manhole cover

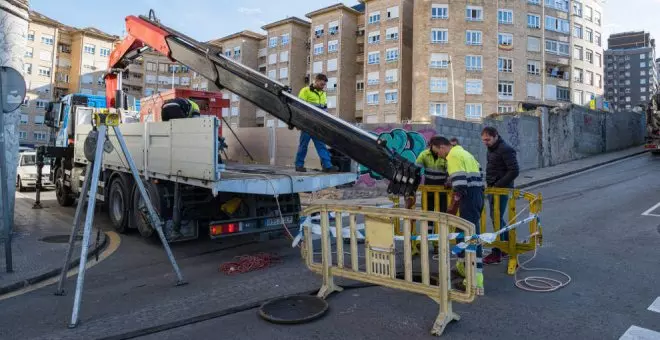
[396,272,440,285]
[259,295,328,324]
[40,235,81,243]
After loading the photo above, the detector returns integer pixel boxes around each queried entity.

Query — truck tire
[132,181,165,239]
[55,168,75,207]
[108,176,130,233]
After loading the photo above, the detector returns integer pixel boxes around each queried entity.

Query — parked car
[16,152,53,192]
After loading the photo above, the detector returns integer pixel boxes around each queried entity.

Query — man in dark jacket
[481,126,519,264]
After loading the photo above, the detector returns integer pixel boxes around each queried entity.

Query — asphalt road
[2,154,660,339]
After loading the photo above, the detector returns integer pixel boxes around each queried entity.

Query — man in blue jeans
[295,73,338,173]
[481,126,519,264]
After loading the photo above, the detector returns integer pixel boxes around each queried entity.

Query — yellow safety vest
[446,145,484,192]
[415,149,448,184]
[298,85,327,109]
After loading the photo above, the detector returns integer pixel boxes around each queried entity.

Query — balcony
[546,63,570,87]
[356,54,365,63]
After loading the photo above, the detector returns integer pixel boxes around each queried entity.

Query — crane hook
[148,9,159,23]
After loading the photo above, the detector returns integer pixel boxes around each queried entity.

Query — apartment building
[307,4,361,122]
[411,0,604,122]
[21,11,60,146]
[262,17,311,127]
[141,50,193,97]
[69,27,118,97]
[604,31,658,111]
[361,0,413,124]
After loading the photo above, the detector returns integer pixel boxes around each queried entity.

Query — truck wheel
[108,176,130,233]
[132,181,162,239]
[55,168,74,207]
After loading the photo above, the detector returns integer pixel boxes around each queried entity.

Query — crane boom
[105,13,421,196]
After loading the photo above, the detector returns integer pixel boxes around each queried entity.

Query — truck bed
[74,116,356,196]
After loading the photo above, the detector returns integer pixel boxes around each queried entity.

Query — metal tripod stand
[54,110,186,328]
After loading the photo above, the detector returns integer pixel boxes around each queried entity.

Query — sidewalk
[0,191,107,295]
[302,145,648,207]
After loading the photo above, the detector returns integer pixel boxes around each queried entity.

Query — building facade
[411,0,605,122]
[604,31,658,111]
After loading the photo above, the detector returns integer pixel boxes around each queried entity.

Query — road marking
[620,326,660,340]
[642,202,660,217]
[0,231,121,301]
[648,297,660,314]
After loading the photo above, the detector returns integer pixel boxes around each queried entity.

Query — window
[545,16,569,34]
[329,21,339,35]
[100,48,110,57]
[626,96,631,102]
[498,33,513,47]
[314,25,324,37]
[356,81,364,91]
[281,33,290,46]
[35,100,48,108]
[573,1,582,16]
[465,55,482,71]
[596,53,602,67]
[20,114,28,124]
[465,104,482,120]
[466,6,483,21]
[385,90,398,104]
[313,61,323,73]
[432,4,448,19]
[41,34,54,45]
[557,86,570,101]
[498,81,514,100]
[366,91,379,105]
[83,44,96,55]
[368,51,380,65]
[586,49,593,64]
[527,82,542,99]
[573,24,583,39]
[268,54,277,65]
[574,90,584,105]
[545,39,569,56]
[430,53,449,69]
[327,96,337,109]
[324,78,337,93]
[574,68,583,83]
[466,30,482,45]
[498,9,513,24]
[269,37,278,48]
[327,58,338,71]
[368,11,381,24]
[368,31,380,44]
[224,50,231,57]
[499,105,515,113]
[527,14,540,28]
[642,95,647,101]
[430,77,448,93]
[431,29,448,44]
[640,53,647,60]
[527,36,541,52]
[27,30,34,41]
[314,43,324,55]
[429,102,448,117]
[34,132,47,141]
[641,78,647,85]
[367,72,379,85]
[527,60,541,75]
[328,40,338,53]
[385,69,398,83]
[594,10,601,25]
[38,66,51,77]
[387,6,399,19]
[145,74,156,84]
[38,50,51,61]
[280,51,289,62]
[529,0,541,4]
[545,0,569,12]
[498,57,513,72]
[641,62,647,68]
[386,48,399,62]
[641,70,647,76]
[279,67,288,79]
[585,28,593,42]
[34,115,44,125]
[466,79,483,95]
[595,32,601,46]
[25,47,32,58]
[573,46,583,60]
[586,71,593,85]
[641,87,647,93]
[386,27,399,41]
[230,107,239,116]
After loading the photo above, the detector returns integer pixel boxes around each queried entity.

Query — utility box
[139,89,230,136]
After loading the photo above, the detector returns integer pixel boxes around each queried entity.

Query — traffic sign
[0,66,26,113]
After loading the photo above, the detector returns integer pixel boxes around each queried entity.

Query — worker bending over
[161,98,200,121]
[434,137,485,294]
[295,73,338,173]
[415,136,449,212]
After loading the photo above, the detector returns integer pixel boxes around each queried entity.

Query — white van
[16,152,53,191]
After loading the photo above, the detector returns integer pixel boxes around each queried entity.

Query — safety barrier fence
[411,186,543,275]
[295,204,477,336]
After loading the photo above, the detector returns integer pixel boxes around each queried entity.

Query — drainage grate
[40,235,82,244]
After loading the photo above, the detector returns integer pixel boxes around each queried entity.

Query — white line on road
[642,202,660,217]
[620,326,660,340]
[648,297,660,314]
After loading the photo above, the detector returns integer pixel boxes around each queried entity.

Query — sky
[29,0,660,49]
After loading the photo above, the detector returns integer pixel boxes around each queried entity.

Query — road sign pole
[0,70,13,272]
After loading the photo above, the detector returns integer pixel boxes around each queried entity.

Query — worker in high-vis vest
[416,136,449,212]
[161,98,201,121]
[295,73,338,173]
[433,136,485,294]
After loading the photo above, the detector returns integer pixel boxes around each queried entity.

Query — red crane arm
[104,15,172,108]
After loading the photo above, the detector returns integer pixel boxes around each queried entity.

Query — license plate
[265,215,293,227]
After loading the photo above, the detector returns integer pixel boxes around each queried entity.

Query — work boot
[322,165,339,173]
[295,166,307,172]
[483,250,508,265]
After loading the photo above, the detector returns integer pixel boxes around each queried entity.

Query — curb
[0,230,109,295]
[516,149,649,189]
